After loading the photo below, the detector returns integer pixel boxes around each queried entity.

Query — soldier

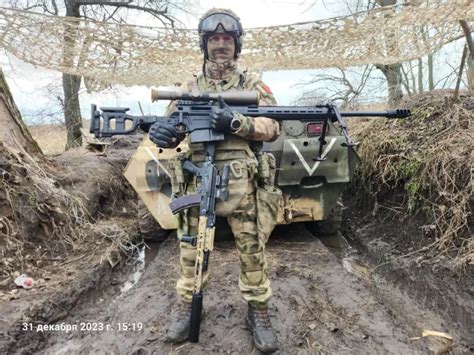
[148,8,281,353]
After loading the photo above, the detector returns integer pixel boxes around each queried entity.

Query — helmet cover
[198,8,244,59]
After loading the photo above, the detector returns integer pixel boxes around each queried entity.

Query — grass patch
[350,90,473,270]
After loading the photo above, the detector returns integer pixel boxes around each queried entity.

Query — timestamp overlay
[21,322,144,333]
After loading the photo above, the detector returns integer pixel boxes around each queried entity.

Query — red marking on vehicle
[307,122,328,136]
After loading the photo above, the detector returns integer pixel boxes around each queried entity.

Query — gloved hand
[211,97,236,133]
[149,121,178,148]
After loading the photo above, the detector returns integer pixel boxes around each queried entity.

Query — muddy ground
[1,205,472,354]
[1,130,472,354]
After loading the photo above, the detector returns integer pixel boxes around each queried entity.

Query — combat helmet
[198,8,244,59]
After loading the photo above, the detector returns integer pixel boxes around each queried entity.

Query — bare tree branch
[400,63,412,96]
[295,64,377,108]
[434,65,459,89]
[76,0,132,5]
[101,4,120,21]
[51,0,58,14]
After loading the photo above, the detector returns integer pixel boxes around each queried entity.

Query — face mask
[206,34,236,63]
[204,58,237,80]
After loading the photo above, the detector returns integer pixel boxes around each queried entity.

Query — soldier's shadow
[214,217,320,245]
[269,223,316,244]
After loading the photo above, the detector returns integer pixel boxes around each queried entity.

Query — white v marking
[145,147,171,178]
[287,138,337,176]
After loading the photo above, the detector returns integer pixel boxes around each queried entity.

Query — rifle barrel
[342,109,411,118]
[231,107,411,120]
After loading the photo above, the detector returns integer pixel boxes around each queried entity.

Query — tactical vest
[186,69,269,160]
[167,70,274,215]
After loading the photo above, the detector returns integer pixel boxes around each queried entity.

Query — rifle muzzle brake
[386,108,411,118]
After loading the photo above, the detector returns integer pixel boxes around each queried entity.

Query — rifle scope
[151,89,259,105]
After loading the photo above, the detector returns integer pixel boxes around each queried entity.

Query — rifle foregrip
[189,292,203,343]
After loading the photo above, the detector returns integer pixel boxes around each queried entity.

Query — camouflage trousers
[176,179,272,305]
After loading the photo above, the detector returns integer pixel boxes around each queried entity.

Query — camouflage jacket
[165,69,281,157]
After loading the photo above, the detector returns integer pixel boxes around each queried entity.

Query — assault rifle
[89,90,411,342]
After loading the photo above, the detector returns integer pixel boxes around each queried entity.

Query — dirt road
[3,220,470,354]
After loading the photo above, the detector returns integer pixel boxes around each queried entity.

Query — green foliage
[411,106,433,120]
[404,180,422,212]
[391,134,408,149]
[399,154,422,180]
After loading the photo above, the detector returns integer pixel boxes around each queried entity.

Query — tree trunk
[62,72,82,149]
[376,1,403,106]
[418,58,423,94]
[400,64,412,96]
[410,61,417,94]
[459,20,474,92]
[63,1,82,150]
[0,67,43,157]
[454,45,468,99]
[428,54,434,90]
[376,64,404,106]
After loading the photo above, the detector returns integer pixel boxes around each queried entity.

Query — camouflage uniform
[172,69,280,306]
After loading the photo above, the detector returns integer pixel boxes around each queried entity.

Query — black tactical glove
[149,121,178,148]
[211,97,239,133]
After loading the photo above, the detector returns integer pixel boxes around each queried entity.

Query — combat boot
[165,301,192,343]
[246,303,279,353]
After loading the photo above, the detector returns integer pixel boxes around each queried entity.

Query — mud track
[3,219,471,354]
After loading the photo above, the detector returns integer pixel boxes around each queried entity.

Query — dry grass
[350,90,473,269]
[28,124,67,155]
[0,141,90,279]
[28,118,91,156]
[80,218,141,267]
[0,137,138,280]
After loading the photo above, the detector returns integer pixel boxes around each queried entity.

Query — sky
[0,0,466,124]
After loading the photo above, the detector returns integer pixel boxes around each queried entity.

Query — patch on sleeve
[262,85,273,95]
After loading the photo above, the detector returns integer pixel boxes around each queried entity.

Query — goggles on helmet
[199,13,241,35]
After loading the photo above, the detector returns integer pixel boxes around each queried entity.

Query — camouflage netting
[0,0,473,88]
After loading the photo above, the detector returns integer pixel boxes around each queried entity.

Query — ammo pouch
[256,153,284,244]
[215,157,257,217]
[256,186,283,244]
[168,153,191,196]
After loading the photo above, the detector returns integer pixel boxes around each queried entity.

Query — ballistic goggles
[199,13,242,35]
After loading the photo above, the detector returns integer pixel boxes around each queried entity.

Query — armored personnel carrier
[90,89,409,239]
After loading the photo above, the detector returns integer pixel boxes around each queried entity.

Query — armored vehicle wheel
[306,199,344,235]
[137,200,170,241]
